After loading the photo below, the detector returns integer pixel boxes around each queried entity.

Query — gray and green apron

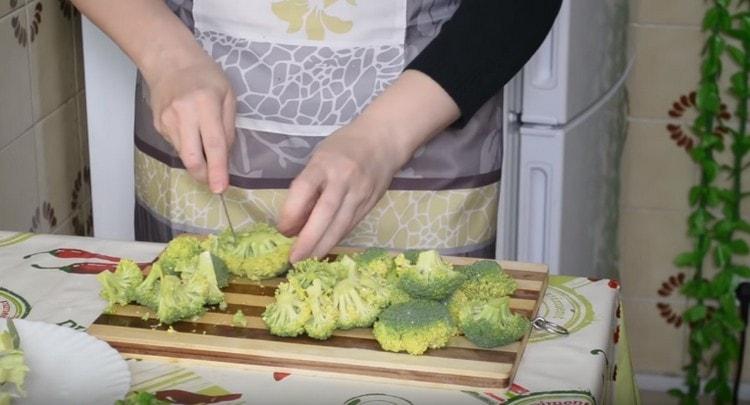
[135,0,503,257]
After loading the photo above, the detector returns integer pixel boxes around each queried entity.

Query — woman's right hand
[147,56,236,194]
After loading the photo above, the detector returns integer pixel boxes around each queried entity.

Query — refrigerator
[82,0,631,278]
[496,0,631,278]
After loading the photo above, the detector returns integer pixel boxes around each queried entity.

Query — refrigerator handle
[526,22,558,90]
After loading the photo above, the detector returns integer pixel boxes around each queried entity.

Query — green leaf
[689,186,704,206]
[727,44,746,66]
[674,252,697,267]
[705,377,721,393]
[715,243,732,267]
[684,304,708,322]
[706,186,721,207]
[697,82,721,113]
[704,7,721,30]
[703,160,720,182]
[731,239,749,254]
[703,57,721,77]
[731,265,750,277]
[713,219,735,239]
[667,389,685,399]
[737,220,750,233]
[710,272,733,296]
[731,71,749,97]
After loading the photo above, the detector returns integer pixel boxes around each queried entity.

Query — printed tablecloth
[0,231,638,404]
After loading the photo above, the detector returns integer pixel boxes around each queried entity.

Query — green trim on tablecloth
[529,277,595,343]
[0,232,33,248]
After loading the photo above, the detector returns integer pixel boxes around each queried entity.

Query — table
[0,231,638,404]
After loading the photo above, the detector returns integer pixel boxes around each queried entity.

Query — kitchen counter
[0,231,636,404]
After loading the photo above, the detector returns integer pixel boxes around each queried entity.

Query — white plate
[0,318,131,405]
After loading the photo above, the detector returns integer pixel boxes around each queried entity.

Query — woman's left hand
[278,70,460,262]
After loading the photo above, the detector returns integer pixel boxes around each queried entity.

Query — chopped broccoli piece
[97,259,145,311]
[156,275,206,325]
[304,279,338,340]
[353,248,395,279]
[387,287,412,306]
[395,250,465,300]
[262,282,311,337]
[184,251,227,307]
[157,235,203,274]
[331,260,387,329]
[373,299,458,355]
[0,330,29,397]
[205,224,292,280]
[449,260,517,322]
[232,310,248,327]
[115,391,171,405]
[133,262,164,311]
[287,258,342,291]
[458,297,530,348]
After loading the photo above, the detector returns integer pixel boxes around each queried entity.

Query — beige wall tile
[72,13,82,91]
[621,120,698,211]
[632,0,707,26]
[628,25,703,120]
[619,208,692,301]
[0,8,33,149]
[0,0,24,19]
[624,298,687,375]
[0,130,38,231]
[28,0,76,120]
[34,98,81,232]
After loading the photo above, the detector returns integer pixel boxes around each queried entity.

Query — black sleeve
[406,0,563,127]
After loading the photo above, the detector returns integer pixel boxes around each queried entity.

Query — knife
[219,193,237,242]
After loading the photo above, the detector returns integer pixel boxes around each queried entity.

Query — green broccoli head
[156,275,206,325]
[262,282,311,337]
[303,279,338,340]
[133,262,164,311]
[206,223,292,280]
[458,296,530,348]
[395,250,465,300]
[157,235,203,274]
[115,391,171,405]
[97,259,145,311]
[353,248,395,280]
[372,299,458,355]
[448,260,517,322]
[331,264,384,330]
[184,251,227,307]
[287,258,342,291]
[0,331,29,396]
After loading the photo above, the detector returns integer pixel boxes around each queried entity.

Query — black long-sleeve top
[407,0,563,126]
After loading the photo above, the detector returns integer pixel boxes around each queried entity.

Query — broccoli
[448,260,517,322]
[157,235,203,274]
[232,310,248,327]
[156,275,206,324]
[115,391,171,405]
[372,299,458,355]
[262,282,311,337]
[287,258,342,291]
[133,262,164,311]
[303,279,338,340]
[353,248,395,279]
[458,297,530,348]
[205,223,292,280]
[185,251,229,308]
[395,250,464,300]
[331,259,388,329]
[0,330,29,398]
[97,259,145,311]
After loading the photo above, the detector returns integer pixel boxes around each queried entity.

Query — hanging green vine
[672,0,750,403]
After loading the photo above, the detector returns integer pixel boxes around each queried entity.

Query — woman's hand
[147,58,236,194]
[279,70,461,261]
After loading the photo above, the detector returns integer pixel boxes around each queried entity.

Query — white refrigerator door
[516,82,627,277]
[521,0,629,125]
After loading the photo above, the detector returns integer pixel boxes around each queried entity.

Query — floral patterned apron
[134,0,503,257]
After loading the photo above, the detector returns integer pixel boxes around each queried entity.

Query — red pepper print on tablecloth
[155,389,242,404]
[24,248,122,262]
[30,262,149,274]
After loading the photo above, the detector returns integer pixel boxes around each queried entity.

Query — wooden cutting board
[88,247,548,391]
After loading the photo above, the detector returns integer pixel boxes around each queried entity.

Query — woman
[73,0,561,261]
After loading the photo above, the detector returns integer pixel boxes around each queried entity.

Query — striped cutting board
[88,248,548,390]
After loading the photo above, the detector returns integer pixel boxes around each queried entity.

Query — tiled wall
[0,0,91,236]
[622,0,750,383]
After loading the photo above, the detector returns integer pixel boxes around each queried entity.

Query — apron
[134,0,503,257]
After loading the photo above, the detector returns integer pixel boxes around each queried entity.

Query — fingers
[223,92,236,148]
[199,99,229,193]
[288,182,347,262]
[278,171,323,237]
[308,193,359,260]
[176,117,208,183]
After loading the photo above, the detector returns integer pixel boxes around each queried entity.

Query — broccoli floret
[115,391,171,405]
[372,299,458,355]
[395,250,464,300]
[262,282,311,337]
[448,260,517,322]
[303,279,338,340]
[184,251,227,307]
[232,310,248,328]
[458,297,530,348]
[133,262,164,311]
[157,235,203,274]
[353,248,395,279]
[97,259,145,311]
[387,287,412,306]
[331,259,388,329]
[287,258,342,291]
[0,330,29,397]
[206,224,292,280]
[156,275,206,324]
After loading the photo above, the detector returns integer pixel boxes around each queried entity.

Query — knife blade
[219,193,237,242]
